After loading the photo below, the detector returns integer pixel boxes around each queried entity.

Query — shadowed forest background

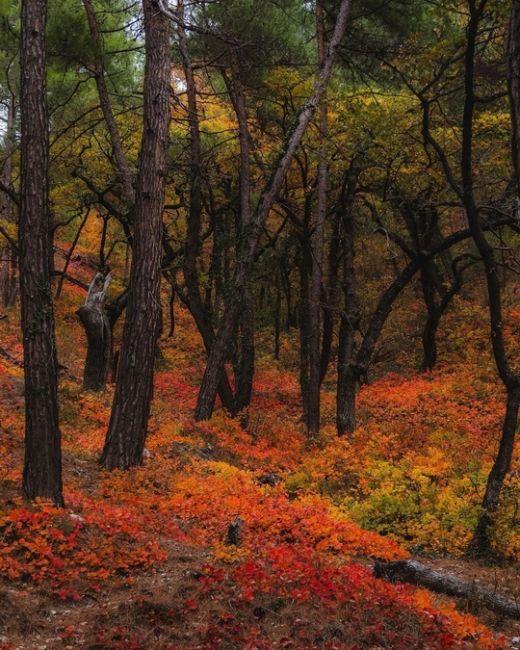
[0,0,520,647]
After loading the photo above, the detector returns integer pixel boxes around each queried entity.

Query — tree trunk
[462,1,520,557]
[0,93,18,308]
[336,162,360,437]
[421,257,468,372]
[274,282,281,359]
[420,266,441,371]
[77,272,112,391]
[299,226,312,423]
[234,289,255,411]
[55,208,90,300]
[100,0,171,470]
[509,0,520,197]
[82,0,134,206]
[176,0,236,413]
[319,195,342,383]
[194,0,353,421]
[227,49,255,412]
[20,0,63,506]
[306,0,328,437]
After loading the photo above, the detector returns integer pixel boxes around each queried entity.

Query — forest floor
[0,268,519,648]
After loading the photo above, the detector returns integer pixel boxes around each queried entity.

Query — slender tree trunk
[306,0,329,436]
[274,282,281,358]
[20,0,63,506]
[228,51,255,412]
[299,225,312,422]
[281,262,295,329]
[462,0,519,556]
[82,0,134,206]
[194,0,353,421]
[420,266,440,370]
[0,94,17,308]
[78,273,112,391]
[319,200,341,383]
[509,0,520,196]
[55,208,90,300]
[296,184,318,421]
[421,261,465,372]
[176,0,235,413]
[235,289,255,411]
[101,0,171,470]
[336,163,360,437]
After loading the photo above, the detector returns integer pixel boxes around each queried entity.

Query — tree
[19,0,63,506]
[194,0,353,421]
[464,0,520,556]
[100,0,171,470]
[509,0,520,196]
[306,0,329,437]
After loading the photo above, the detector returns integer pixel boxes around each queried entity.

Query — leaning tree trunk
[194,0,353,421]
[82,0,134,206]
[78,272,112,391]
[19,0,63,506]
[100,0,171,470]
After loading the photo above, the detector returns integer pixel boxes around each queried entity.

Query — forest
[0,0,520,647]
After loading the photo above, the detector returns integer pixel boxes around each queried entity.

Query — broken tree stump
[226,516,244,547]
[77,272,112,391]
[374,559,520,620]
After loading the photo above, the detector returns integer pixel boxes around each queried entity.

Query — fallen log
[374,560,520,620]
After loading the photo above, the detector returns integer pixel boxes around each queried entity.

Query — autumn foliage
[0,277,516,648]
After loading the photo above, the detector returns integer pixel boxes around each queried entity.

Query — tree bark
[20,0,63,506]
[319,192,342,383]
[194,0,353,421]
[77,272,112,391]
[227,50,255,412]
[0,93,18,308]
[509,0,520,197]
[461,0,520,557]
[101,0,171,470]
[307,0,329,437]
[336,162,360,437]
